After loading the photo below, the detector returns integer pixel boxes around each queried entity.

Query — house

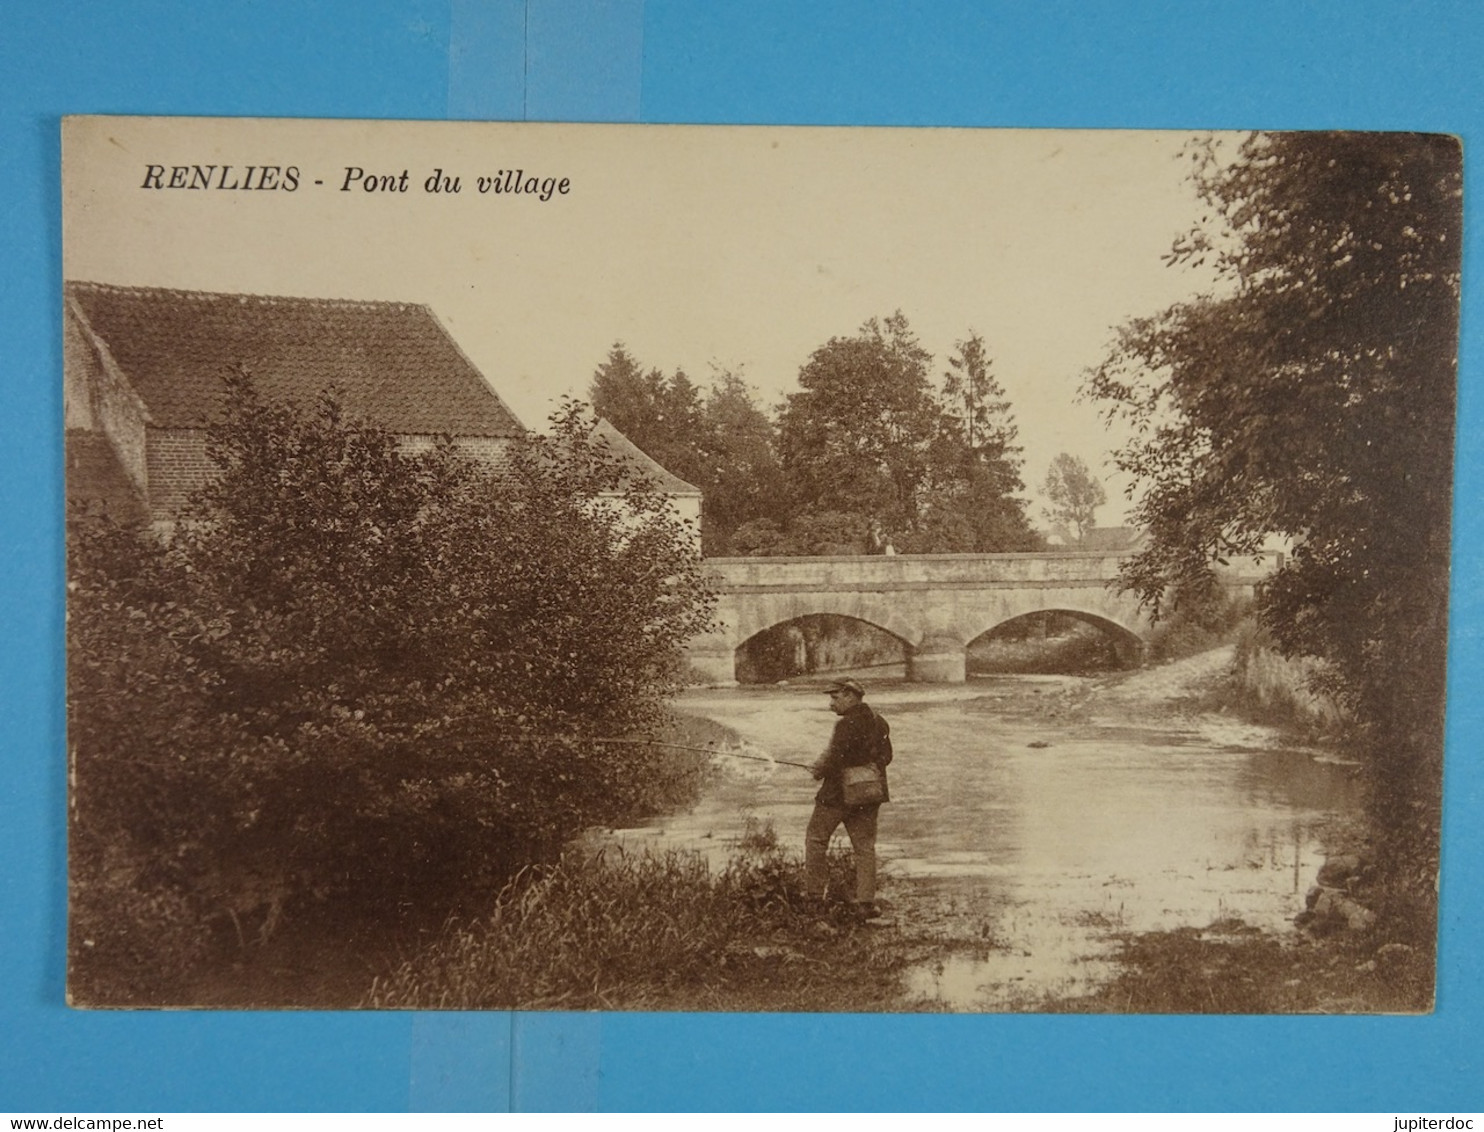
[1042,524,1147,552]
[590,417,702,544]
[63,282,528,527]
[64,283,705,547]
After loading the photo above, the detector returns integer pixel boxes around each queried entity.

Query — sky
[63,118,1228,524]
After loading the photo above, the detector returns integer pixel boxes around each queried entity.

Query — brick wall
[396,434,513,471]
[145,429,215,521]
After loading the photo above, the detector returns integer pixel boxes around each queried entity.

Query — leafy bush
[67,382,715,1001]
[1145,583,1252,663]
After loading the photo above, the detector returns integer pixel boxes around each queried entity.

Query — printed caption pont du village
[139,163,573,200]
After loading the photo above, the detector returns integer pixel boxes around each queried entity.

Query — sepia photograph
[63,115,1459,1013]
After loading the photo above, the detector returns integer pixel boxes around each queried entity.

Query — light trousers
[803,802,879,903]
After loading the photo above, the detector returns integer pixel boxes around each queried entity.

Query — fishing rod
[582,736,813,771]
[417,720,817,772]
[560,735,813,771]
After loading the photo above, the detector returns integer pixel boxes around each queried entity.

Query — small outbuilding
[589,418,703,548]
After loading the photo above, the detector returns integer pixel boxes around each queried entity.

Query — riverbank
[356,824,1430,1014]
[361,829,968,1012]
[1043,918,1433,1013]
[162,645,1424,1012]
[359,647,1427,1013]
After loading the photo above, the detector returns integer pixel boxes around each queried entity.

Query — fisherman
[804,677,892,919]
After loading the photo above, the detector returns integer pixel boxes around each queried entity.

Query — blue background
[4,0,1481,1112]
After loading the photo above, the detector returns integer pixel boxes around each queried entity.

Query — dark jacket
[814,701,892,807]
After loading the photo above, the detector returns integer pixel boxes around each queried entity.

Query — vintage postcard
[63,116,1458,1011]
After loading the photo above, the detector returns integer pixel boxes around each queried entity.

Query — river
[602,648,1363,1010]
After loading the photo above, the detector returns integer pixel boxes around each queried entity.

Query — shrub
[67,383,715,1001]
[1225,622,1346,738]
[1146,582,1252,662]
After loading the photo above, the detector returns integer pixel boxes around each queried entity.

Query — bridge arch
[728,591,922,651]
[734,612,909,685]
[967,608,1145,670]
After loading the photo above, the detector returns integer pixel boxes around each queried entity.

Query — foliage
[1084,132,1460,871]
[362,838,905,1011]
[590,345,786,554]
[907,333,1041,553]
[968,615,1125,675]
[1047,922,1433,1015]
[588,343,708,486]
[1041,452,1107,545]
[773,314,1039,554]
[1218,621,1345,738]
[736,614,904,684]
[68,381,715,1001]
[695,369,790,553]
[1143,583,1252,663]
[590,319,1038,557]
[777,312,940,538]
[729,509,874,557]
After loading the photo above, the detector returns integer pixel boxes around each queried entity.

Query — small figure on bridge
[865,519,888,555]
[805,677,893,920]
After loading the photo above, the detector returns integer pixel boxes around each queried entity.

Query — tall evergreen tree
[589,343,707,488]
[697,368,787,553]
[914,332,1039,552]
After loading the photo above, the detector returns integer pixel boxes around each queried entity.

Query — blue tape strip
[511,1012,604,1112]
[527,0,645,122]
[448,0,528,120]
[409,1012,513,1112]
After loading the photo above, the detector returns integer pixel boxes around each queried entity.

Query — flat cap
[824,678,866,697]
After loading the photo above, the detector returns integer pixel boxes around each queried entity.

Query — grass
[363,824,949,1012]
[1043,920,1434,1014]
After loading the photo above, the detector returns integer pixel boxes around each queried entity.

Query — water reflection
[604,674,1361,1009]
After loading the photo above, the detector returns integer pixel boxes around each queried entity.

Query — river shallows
[604,661,1361,1009]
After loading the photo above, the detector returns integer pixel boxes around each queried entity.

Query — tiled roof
[65,282,526,437]
[592,419,701,495]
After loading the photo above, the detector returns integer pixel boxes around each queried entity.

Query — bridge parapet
[705,549,1282,589]
[706,550,1142,589]
[687,550,1283,685]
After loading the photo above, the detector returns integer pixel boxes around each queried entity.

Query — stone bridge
[685,550,1279,684]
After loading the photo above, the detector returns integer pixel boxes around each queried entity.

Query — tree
[912,333,1039,553]
[695,368,788,553]
[589,342,708,487]
[777,312,940,539]
[942,332,1013,454]
[590,346,787,554]
[1084,132,1460,895]
[1042,453,1107,546]
[68,379,715,1000]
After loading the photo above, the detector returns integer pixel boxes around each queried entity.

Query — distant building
[64,283,704,544]
[64,282,528,527]
[590,418,702,548]
[1041,524,1146,552]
